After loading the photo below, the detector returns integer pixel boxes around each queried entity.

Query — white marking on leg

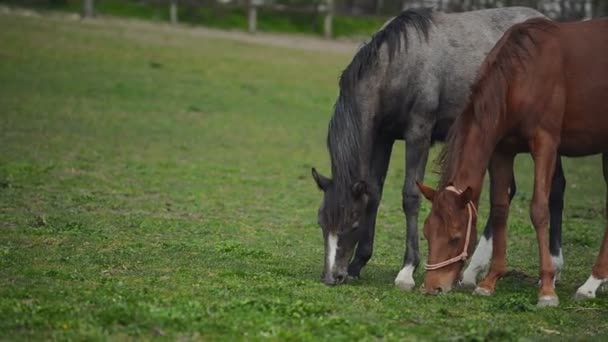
[394,264,416,290]
[551,248,564,285]
[327,233,338,272]
[575,275,606,300]
[462,236,492,287]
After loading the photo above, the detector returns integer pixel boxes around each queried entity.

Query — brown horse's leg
[529,132,559,307]
[575,153,608,299]
[474,153,514,296]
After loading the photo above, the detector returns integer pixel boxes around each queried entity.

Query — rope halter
[425,185,478,271]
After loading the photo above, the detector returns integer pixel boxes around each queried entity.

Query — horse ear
[312,168,331,191]
[459,186,473,207]
[351,181,369,200]
[416,181,436,202]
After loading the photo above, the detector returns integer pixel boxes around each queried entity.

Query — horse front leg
[462,170,517,287]
[529,132,560,307]
[347,138,394,279]
[575,153,608,300]
[473,153,514,296]
[462,158,566,288]
[395,135,431,290]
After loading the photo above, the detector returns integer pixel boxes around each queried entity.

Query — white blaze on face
[327,233,338,272]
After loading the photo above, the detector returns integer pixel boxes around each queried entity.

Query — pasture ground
[1,12,607,341]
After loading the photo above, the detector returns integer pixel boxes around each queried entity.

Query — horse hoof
[348,274,361,281]
[537,295,559,307]
[459,279,477,289]
[573,291,595,301]
[395,279,416,291]
[473,286,493,296]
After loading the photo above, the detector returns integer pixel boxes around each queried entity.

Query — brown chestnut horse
[417,17,608,307]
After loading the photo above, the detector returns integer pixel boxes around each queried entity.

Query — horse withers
[418,17,608,306]
[311,7,567,288]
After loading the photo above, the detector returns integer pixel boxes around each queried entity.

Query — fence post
[248,0,259,34]
[584,0,592,18]
[170,0,178,24]
[82,0,94,18]
[376,0,384,15]
[324,0,334,39]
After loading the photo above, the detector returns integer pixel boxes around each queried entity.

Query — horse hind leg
[575,153,608,300]
[461,171,517,288]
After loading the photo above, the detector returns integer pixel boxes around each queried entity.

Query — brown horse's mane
[437,18,558,187]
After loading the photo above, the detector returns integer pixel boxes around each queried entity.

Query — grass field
[1,12,608,341]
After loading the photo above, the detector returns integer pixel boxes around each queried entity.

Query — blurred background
[2,0,606,39]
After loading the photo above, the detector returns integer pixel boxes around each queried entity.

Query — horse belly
[560,90,608,156]
[559,126,608,157]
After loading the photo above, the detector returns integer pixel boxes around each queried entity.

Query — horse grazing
[418,17,608,307]
[311,7,567,289]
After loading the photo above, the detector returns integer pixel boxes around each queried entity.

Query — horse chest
[496,136,529,154]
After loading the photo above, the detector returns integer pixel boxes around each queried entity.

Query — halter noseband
[425,186,478,271]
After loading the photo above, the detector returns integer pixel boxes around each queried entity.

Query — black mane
[339,8,433,90]
[327,8,434,193]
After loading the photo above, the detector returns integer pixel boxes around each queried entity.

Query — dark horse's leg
[461,158,566,287]
[548,158,566,284]
[347,137,394,279]
[395,135,431,290]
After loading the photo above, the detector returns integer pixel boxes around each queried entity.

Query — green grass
[1,12,608,341]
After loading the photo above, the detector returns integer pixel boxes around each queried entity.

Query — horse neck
[448,120,497,203]
[328,90,377,190]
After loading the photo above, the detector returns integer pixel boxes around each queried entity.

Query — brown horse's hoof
[473,286,493,296]
[537,295,559,307]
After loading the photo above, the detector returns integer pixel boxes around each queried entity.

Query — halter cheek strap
[425,185,478,271]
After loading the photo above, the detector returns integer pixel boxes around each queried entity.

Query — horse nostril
[335,274,346,284]
[435,287,443,294]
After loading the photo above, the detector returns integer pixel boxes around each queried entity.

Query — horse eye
[449,236,461,246]
[352,221,360,229]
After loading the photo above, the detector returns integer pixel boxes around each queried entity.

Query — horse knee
[490,204,509,227]
[355,244,373,263]
[530,200,550,229]
[402,192,421,214]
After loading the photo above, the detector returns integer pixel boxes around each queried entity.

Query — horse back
[559,19,608,155]
[507,19,608,155]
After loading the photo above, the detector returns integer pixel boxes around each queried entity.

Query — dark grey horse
[312,7,566,289]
